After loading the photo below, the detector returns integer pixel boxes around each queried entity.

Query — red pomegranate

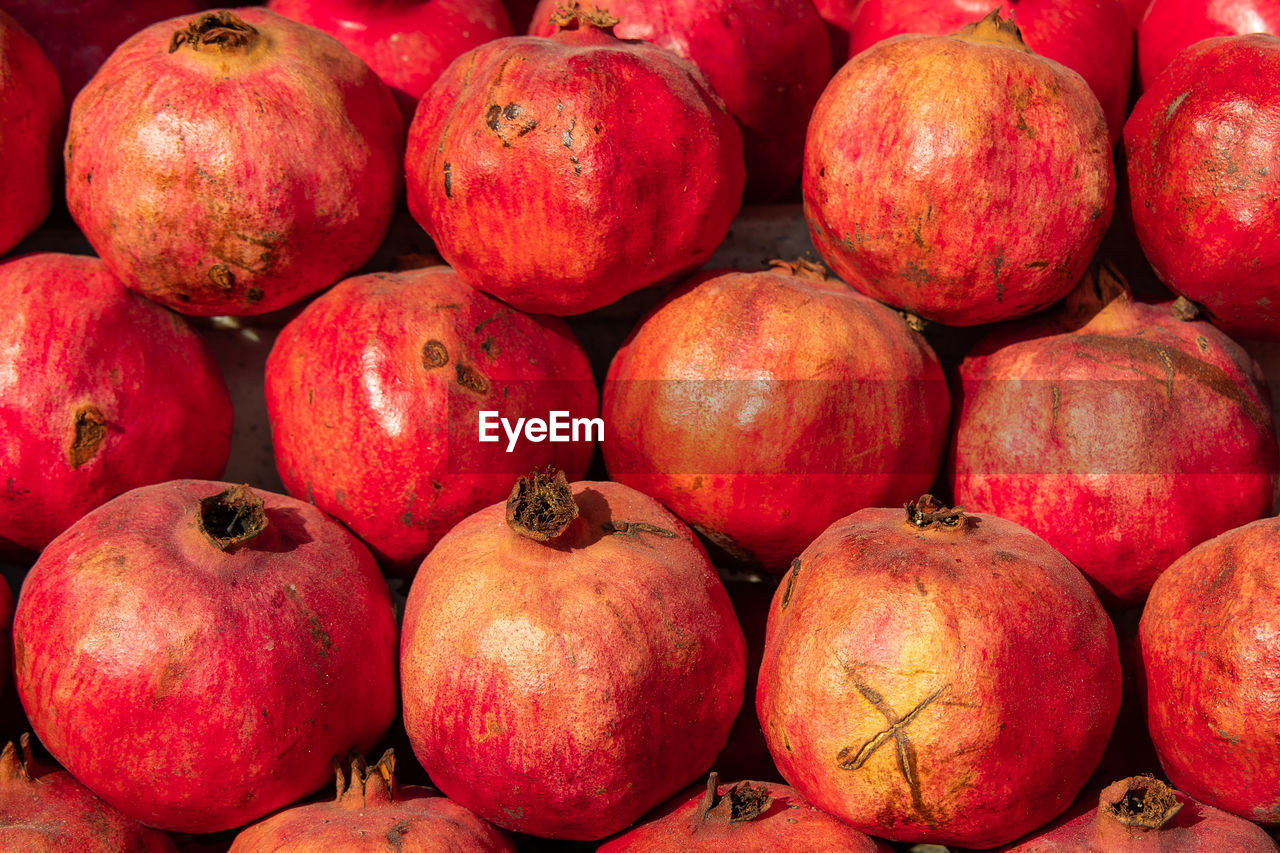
[602,260,949,571]
[0,11,62,257]
[846,0,1133,146]
[805,10,1114,326]
[597,773,894,852]
[0,734,178,852]
[406,7,744,315]
[229,750,515,852]
[998,776,1280,851]
[757,495,1121,847]
[1141,514,1280,824]
[266,0,513,121]
[1125,33,1280,340]
[0,253,233,556]
[12,481,399,833]
[64,8,404,316]
[528,0,831,200]
[264,264,598,573]
[400,470,747,840]
[951,265,1278,606]
[1137,0,1280,86]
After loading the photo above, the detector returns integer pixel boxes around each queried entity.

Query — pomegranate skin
[266,0,514,121]
[0,11,62,257]
[0,735,178,853]
[1141,515,1280,824]
[757,498,1121,847]
[400,475,747,840]
[264,265,598,574]
[64,8,404,317]
[1125,34,1280,340]
[528,0,831,201]
[12,481,399,834]
[602,262,950,571]
[846,0,1133,147]
[951,284,1278,606]
[406,17,744,315]
[1137,0,1280,87]
[0,253,233,555]
[804,11,1115,326]
[998,775,1280,851]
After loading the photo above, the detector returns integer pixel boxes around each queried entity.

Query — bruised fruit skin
[951,268,1279,606]
[1141,516,1280,825]
[264,265,597,574]
[998,775,1280,851]
[13,481,399,833]
[65,8,404,316]
[266,0,514,121]
[1125,33,1280,340]
[757,497,1121,848]
[0,11,63,257]
[603,261,949,571]
[0,735,178,853]
[597,773,893,853]
[0,253,233,555]
[804,10,1114,326]
[528,0,831,200]
[406,9,744,315]
[1137,0,1280,87]
[400,472,747,840]
[230,750,516,853]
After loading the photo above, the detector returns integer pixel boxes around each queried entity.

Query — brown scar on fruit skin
[455,363,489,394]
[780,557,801,609]
[601,519,678,542]
[69,404,108,468]
[422,340,449,369]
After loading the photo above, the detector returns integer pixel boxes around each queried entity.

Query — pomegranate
[12,481,398,833]
[951,264,1278,606]
[528,0,831,200]
[1137,0,1280,86]
[1141,514,1280,824]
[757,495,1121,847]
[0,253,233,556]
[0,10,62,257]
[596,773,894,852]
[406,7,744,315]
[400,470,746,840]
[0,734,178,852]
[805,9,1114,326]
[1125,33,1280,340]
[266,0,514,121]
[999,775,1280,850]
[846,0,1134,147]
[264,264,598,573]
[64,8,404,316]
[602,260,949,571]
[229,750,515,852]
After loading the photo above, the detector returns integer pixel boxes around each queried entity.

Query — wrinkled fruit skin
[597,778,893,852]
[528,0,830,200]
[603,265,949,571]
[13,480,399,833]
[406,23,744,315]
[1125,34,1280,340]
[0,738,178,853]
[804,14,1115,326]
[400,480,746,840]
[1141,515,1280,824]
[952,294,1278,606]
[0,253,233,555]
[757,505,1121,847]
[267,0,513,121]
[265,265,597,573]
[1137,0,1280,87]
[846,0,1133,146]
[65,7,404,316]
[0,11,63,257]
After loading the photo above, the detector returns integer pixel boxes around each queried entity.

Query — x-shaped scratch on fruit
[836,671,950,822]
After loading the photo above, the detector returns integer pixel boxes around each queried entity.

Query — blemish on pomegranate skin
[443,162,453,198]
[422,340,448,369]
[69,405,108,468]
